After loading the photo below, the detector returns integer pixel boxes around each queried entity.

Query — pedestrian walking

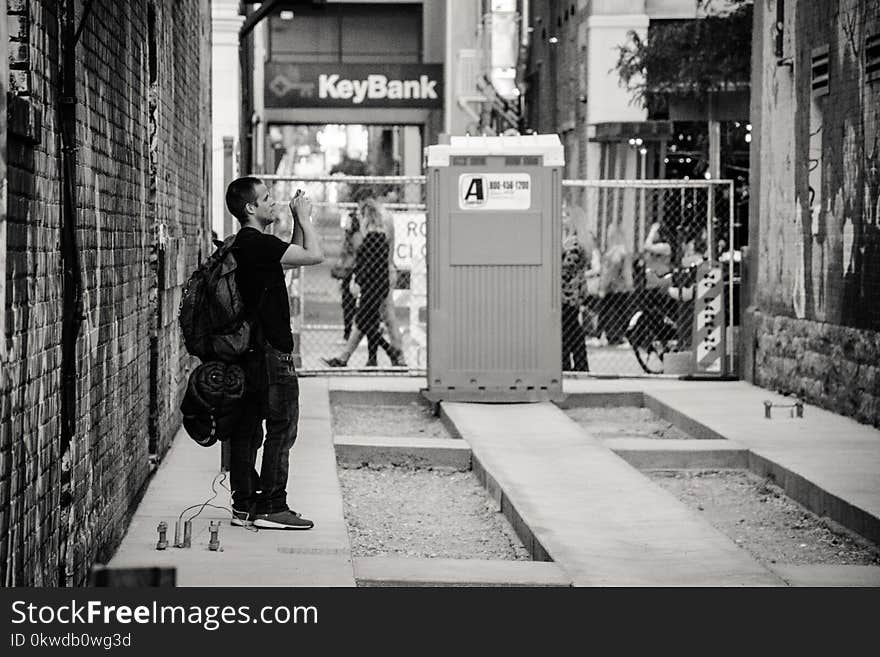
[321,198,406,367]
[353,207,396,366]
[597,221,634,345]
[225,176,324,530]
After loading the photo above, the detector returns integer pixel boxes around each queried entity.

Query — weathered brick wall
[747,0,879,426]
[0,0,8,585]
[150,0,212,460]
[525,1,589,173]
[525,1,559,135]
[4,0,65,588]
[0,0,6,368]
[2,0,211,587]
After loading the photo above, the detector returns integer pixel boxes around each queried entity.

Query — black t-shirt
[233,227,292,353]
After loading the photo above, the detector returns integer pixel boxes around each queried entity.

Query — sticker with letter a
[458,173,531,210]
[460,175,486,207]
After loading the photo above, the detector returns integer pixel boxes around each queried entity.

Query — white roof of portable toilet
[425,134,565,167]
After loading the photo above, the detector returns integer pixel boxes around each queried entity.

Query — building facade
[212,0,244,238]
[1,0,212,586]
[240,0,450,179]
[745,0,880,426]
[234,0,520,180]
[524,0,706,182]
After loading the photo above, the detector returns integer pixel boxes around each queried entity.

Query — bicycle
[625,260,701,374]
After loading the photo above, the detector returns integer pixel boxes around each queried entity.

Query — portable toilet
[424,134,564,402]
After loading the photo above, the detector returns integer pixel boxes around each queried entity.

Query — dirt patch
[338,465,530,560]
[565,406,693,440]
[647,469,880,566]
[332,401,451,439]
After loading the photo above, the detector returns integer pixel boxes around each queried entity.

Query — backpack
[179,235,252,362]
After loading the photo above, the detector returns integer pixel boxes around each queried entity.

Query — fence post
[707,184,716,266]
[728,180,736,375]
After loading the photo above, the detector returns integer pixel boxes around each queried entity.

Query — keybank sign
[266,63,443,109]
[319,74,437,103]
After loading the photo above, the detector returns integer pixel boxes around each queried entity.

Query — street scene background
[1,0,878,589]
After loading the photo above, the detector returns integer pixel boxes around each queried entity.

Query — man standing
[224,177,323,529]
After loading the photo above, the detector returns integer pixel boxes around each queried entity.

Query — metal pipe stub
[763,400,805,419]
[183,520,193,549]
[156,522,168,550]
[208,521,221,552]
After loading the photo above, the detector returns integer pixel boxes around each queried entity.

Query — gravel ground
[332,402,451,439]
[565,406,693,440]
[338,465,531,560]
[648,469,880,566]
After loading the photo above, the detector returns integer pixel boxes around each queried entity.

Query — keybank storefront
[268,64,441,108]
[254,2,445,175]
[265,62,443,126]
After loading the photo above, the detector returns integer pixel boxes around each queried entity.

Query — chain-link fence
[562,179,737,376]
[257,174,736,377]
[260,174,428,373]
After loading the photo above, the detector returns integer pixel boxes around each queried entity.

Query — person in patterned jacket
[561,227,590,372]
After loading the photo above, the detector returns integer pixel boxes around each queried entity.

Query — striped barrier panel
[691,262,726,376]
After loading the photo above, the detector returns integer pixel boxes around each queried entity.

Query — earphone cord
[176,472,258,533]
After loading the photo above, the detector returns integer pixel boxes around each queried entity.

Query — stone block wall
[747,0,880,427]
[1,0,211,587]
[749,310,879,427]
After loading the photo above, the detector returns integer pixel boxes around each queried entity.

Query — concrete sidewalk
[108,374,879,587]
[443,401,785,586]
[107,378,355,587]
[565,378,880,545]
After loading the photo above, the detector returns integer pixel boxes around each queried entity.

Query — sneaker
[387,346,407,367]
[321,356,347,367]
[231,506,255,527]
[253,509,314,530]
[365,357,377,367]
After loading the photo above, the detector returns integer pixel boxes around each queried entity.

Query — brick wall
[525,2,589,168]
[2,0,211,587]
[0,0,6,369]
[525,1,556,134]
[149,0,213,461]
[0,0,7,585]
[746,0,880,427]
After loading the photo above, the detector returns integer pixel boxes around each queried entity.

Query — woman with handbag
[322,199,406,367]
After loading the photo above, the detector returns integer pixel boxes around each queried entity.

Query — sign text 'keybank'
[266,64,444,109]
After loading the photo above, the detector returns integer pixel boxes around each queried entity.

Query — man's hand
[290,190,312,222]
[349,281,361,297]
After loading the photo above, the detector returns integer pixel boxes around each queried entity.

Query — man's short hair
[225,176,263,223]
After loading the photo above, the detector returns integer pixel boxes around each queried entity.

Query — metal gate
[561,179,737,377]
[253,174,736,377]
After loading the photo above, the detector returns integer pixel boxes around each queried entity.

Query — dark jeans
[562,303,589,371]
[357,290,393,362]
[230,342,300,515]
[340,277,356,339]
[598,291,632,344]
